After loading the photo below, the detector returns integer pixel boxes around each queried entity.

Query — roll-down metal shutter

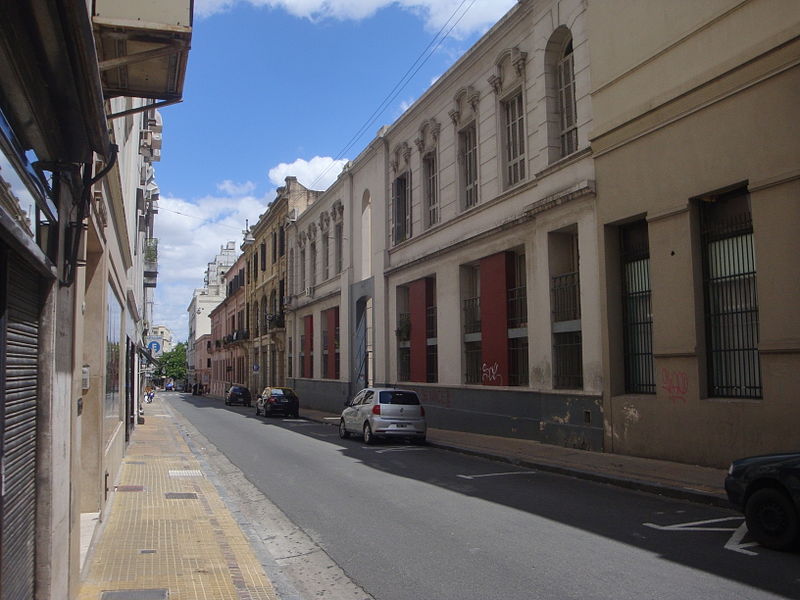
[0,248,42,600]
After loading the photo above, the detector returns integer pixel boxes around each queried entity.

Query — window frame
[501,88,526,188]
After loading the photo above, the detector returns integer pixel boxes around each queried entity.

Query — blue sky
[153,0,516,342]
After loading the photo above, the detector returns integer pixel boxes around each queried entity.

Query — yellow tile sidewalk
[79,395,279,600]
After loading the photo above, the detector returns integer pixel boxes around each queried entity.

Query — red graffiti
[660,368,688,403]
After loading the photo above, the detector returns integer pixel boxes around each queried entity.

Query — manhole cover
[164,492,197,500]
[100,590,168,599]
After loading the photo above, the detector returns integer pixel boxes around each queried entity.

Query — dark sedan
[255,387,299,418]
[725,452,800,551]
[224,385,252,407]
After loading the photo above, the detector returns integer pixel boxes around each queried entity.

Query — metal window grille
[426,344,438,383]
[508,337,529,386]
[398,347,411,381]
[553,331,582,389]
[426,306,437,339]
[557,41,577,158]
[464,341,482,384]
[551,272,580,322]
[461,124,478,209]
[288,337,293,378]
[322,328,329,378]
[424,153,438,227]
[397,312,411,341]
[507,286,527,329]
[701,194,761,398]
[299,335,305,377]
[463,297,481,334]
[621,221,655,394]
[504,91,526,186]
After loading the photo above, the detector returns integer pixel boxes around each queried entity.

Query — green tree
[155,342,187,381]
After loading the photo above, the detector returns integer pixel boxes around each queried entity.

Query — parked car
[725,452,800,551]
[255,387,299,418]
[224,385,252,407]
[339,387,426,444]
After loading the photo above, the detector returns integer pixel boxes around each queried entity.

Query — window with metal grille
[424,152,438,227]
[701,190,761,398]
[460,123,478,209]
[621,221,655,394]
[557,40,577,158]
[287,337,293,378]
[551,272,580,322]
[393,172,411,244]
[553,331,582,389]
[299,335,305,377]
[465,341,482,384]
[426,306,437,339]
[398,347,411,381]
[503,90,526,187]
[426,343,437,383]
[508,336,529,386]
[507,251,527,329]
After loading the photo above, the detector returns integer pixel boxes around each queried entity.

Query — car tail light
[420,405,425,416]
[372,404,381,415]
[268,397,276,404]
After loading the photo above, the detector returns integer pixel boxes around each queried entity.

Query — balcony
[93,0,192,103]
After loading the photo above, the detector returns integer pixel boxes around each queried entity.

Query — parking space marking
[643,516,760,556]
[368,446,428,453]
[456,471,537,480]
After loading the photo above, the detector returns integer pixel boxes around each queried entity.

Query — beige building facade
[590,0,800,467]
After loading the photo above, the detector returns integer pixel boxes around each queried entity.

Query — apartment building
[0,0,191,596]
[590,0,800,466]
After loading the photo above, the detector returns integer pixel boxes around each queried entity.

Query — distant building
[186,241,238,387]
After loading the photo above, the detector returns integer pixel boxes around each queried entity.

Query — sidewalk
[78,394,280,600]
[300,407,730,507]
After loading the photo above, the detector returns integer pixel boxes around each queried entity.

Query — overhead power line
[307,0,479,191]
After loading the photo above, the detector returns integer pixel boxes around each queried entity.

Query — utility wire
[307,0,479,190]
[158,205,245,231]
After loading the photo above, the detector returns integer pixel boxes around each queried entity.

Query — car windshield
[379,391,419,405]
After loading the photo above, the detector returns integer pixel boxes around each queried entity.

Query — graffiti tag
[482,362,503,386]
[660,368,688,403]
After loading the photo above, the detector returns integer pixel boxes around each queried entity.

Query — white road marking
[456,471,536,480]
[369,446,428,453]
[643,516,760,556]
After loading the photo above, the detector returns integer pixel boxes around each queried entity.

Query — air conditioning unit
[304,286,313,297]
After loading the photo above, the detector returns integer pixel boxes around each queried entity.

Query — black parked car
[725,452,800,551]
[224,385,252,407]
[255,387,299,418]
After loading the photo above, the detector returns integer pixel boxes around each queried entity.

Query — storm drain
[116,486,144,492]
[100,590,168,600]
[168,469,204,478]
[164,492,198,500]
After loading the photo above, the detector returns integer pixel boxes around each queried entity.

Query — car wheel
[339,419,350,439]
[745,487,799,551]
[363,422,375,445]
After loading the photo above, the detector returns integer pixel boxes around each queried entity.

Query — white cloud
[268,156,349,191]
[217,179,256,195]
[195,0,517,38]
[153,191,268,341]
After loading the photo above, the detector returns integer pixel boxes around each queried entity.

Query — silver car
[339,387,427,444]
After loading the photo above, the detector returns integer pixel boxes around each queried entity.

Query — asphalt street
[167,393,800,600]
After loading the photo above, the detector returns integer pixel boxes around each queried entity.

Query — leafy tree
[155,342,187,381]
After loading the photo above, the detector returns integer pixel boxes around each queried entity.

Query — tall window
[423,152,438,227]
[503,90,526,187]
[322,232,329,280]
[299,248,306,291]
[551,230,582,389]
[557,39,577,158]
[621,221,655,394]
[260,242,267,271]
[393,172,411,244]
[309,241,316,286]
[278,225,285,257]
[508,250,528,386]
[334,222,343,274]
[701,189,761,398]
[460,123,478,209]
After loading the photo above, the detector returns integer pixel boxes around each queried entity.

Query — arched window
[545,27,578,162]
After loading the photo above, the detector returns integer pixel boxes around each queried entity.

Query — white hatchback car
[339,387,427,444]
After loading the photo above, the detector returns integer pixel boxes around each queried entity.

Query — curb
[305,413,731,510]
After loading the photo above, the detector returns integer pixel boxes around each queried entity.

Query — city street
[166,393,800,600]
